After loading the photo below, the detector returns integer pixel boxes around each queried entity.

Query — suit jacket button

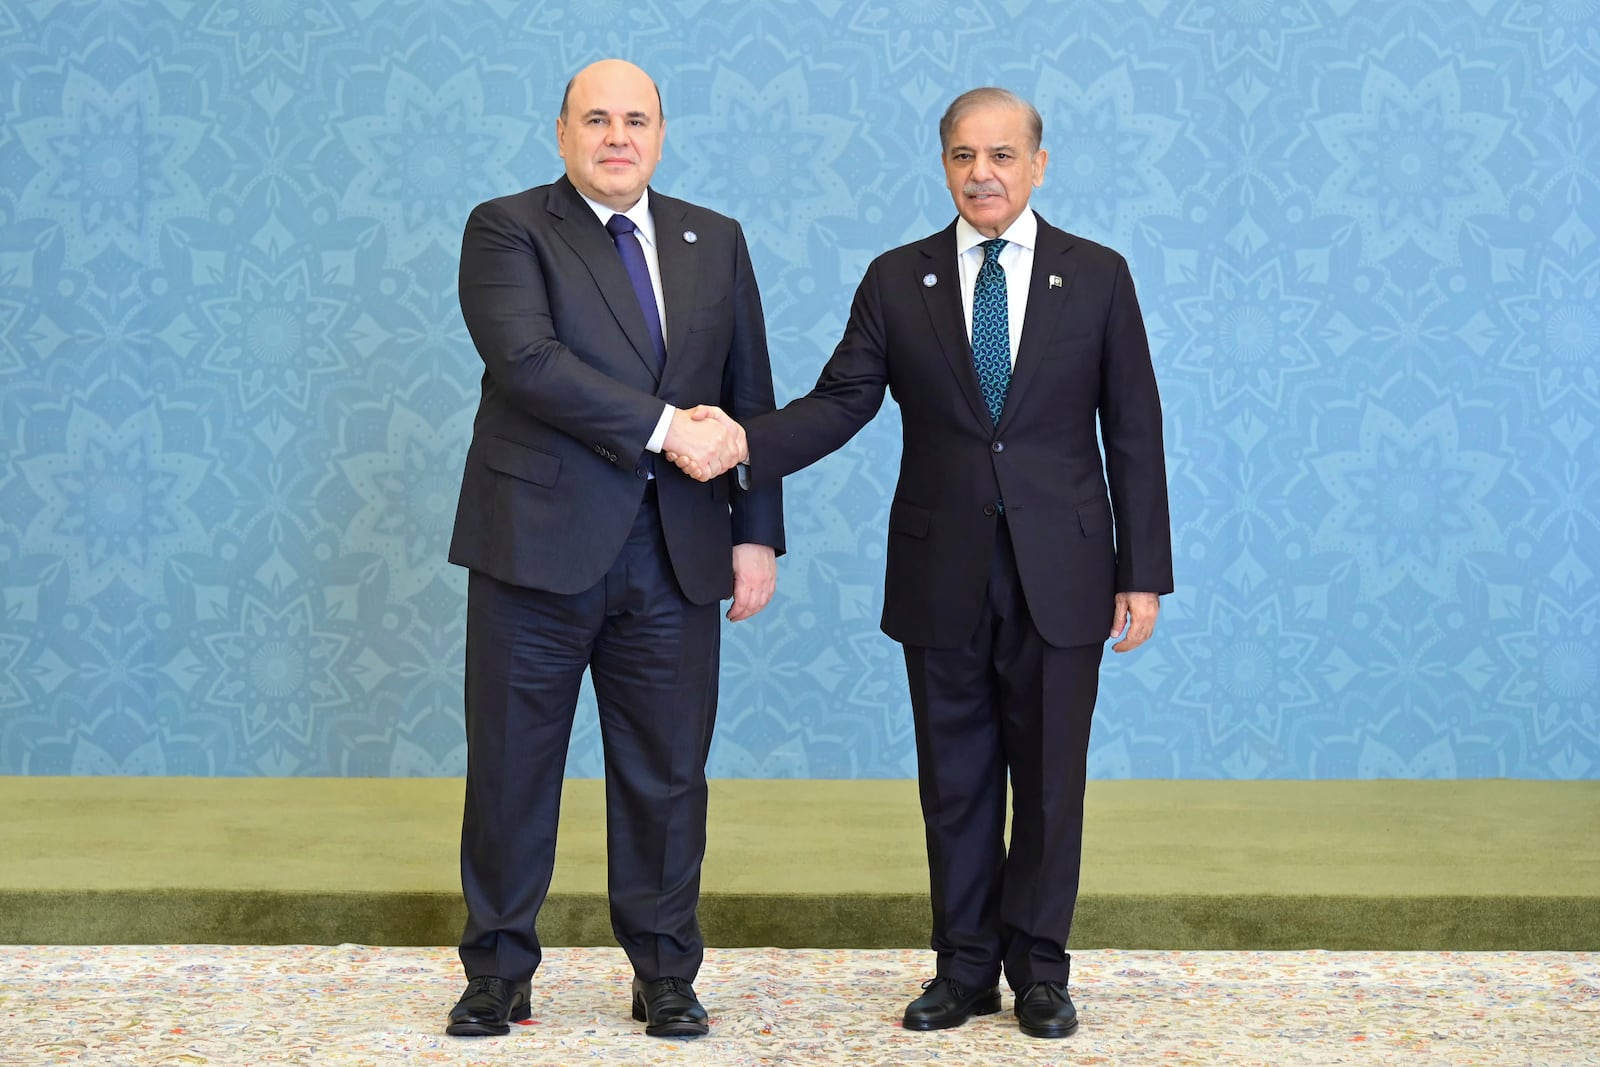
[991,441,1004,453]
[635,467,649,479]
[983,503,997,516]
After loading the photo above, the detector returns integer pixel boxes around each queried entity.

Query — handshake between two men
[662,405,745,482]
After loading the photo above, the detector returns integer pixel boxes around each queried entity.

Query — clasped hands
[663,405,746,481]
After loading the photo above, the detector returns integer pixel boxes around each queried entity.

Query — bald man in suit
[447,59,784,1040]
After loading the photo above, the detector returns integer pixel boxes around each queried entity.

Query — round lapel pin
[923,273,937,287]
[683,231,698,244]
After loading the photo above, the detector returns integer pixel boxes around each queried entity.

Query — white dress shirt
[578,188,675,452]
[954,209,1036,368]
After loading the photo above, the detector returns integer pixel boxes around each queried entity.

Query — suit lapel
[1001,219,1076,433]
[651,193,699,379]
[916,226,993,431]
[548,176,662,384]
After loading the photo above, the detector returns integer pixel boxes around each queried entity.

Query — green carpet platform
[3,778,1596,950]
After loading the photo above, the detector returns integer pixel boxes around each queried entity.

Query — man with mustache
[674,87,1171,1038]
[446,58,783,1040]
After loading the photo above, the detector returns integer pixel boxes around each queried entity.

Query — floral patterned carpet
[2,946,1596,1066]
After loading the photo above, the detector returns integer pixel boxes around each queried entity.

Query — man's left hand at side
[1109,592,1160,653]
[727,543,776,621]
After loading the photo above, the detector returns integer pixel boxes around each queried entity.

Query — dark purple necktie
[605,213,667,373]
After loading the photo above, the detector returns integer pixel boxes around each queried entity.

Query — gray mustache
[963,183,1004,196]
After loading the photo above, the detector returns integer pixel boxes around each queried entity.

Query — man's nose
[605,119,628,144]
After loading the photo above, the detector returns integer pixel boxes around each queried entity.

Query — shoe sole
[903,994,1003,1031]
[632,996,709,1038]
[1018,1016,1079,1039]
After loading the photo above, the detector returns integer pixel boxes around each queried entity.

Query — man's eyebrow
[947,142,1017,153]
[580,108,655,121]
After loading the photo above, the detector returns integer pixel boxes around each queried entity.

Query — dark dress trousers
[743,214,1172,987]
[449,175,784,985]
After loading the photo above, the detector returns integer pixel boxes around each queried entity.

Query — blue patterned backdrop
[1,0,1596,778]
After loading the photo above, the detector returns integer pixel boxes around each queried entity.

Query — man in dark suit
[446,58,784,1040]
[674,87,1171,1039]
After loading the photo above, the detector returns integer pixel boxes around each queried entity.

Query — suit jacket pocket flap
[1076,497,1112,536]
[888,500,931,538]
[484,437,561,487]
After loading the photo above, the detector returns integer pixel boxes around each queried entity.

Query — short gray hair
[938,87,1043,152]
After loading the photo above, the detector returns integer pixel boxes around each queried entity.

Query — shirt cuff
[645,404,675,453]
[735,462,750,491]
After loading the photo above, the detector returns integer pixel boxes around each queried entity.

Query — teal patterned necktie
[972,238,1010,424]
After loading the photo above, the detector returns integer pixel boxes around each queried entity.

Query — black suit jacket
[450,176,784,603]
[745,214,1171,648]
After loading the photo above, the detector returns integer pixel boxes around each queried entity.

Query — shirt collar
[955,208,1037,257]
[579,187,658,248]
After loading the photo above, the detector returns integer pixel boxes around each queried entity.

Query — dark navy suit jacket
[450,175,784,601]
[744,214,1170,647]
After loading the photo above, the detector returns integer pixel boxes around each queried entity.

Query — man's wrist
[645,404,675,453]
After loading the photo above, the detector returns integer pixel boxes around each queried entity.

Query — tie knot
[606,213,637,238]
[982,238,1007,263]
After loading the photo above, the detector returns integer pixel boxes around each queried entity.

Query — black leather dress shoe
[446,975,531,1037]
[1014,980,1079,1038]
[631,976,709,1038]
[902,976,1002,1031]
